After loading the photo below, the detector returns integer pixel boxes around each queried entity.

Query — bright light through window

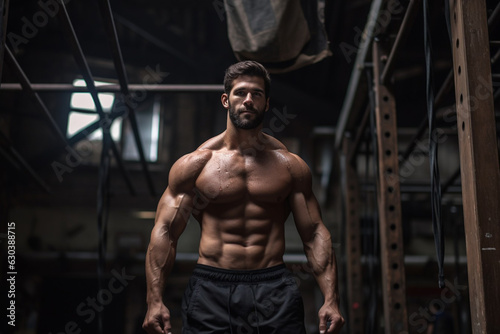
[150,96,160,161]
[66,79,121,141]
[122,95,160,162]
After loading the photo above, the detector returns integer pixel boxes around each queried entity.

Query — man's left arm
[288,154,344,334]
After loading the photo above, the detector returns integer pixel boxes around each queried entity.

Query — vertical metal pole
[448,0,500,332]
[372,40,409,334]
[342,136,364,334]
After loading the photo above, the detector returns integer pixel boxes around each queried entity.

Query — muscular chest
[195,152,292,204]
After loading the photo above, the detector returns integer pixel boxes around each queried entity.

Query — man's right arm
[143,153,204,334]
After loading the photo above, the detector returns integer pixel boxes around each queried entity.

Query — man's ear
[265,97,270,112]
[221,93,229,109]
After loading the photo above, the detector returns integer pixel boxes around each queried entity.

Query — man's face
[222,75,269,130]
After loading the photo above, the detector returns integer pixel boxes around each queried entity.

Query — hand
[318,303,344,334]
[143,302,172,334]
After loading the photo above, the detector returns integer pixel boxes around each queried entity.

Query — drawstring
[228,285,234,334]
[250,285,261,334]
[228,284,261,334]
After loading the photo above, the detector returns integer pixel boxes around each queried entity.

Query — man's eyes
[234,91,263,97]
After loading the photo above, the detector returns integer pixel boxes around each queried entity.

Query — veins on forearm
[304,231,333,274]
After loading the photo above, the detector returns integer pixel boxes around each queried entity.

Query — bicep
[153,187,194,244]
[151,152,205,243]
[290,188,323,242]
[287,154,323,234]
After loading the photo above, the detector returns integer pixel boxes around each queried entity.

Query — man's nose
[243,93,253,105]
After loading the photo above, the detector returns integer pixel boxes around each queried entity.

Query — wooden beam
[372,40,409,334]
[448,0,500,332]
[342,137,364,334]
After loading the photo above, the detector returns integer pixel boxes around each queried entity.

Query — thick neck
[224,113,264,151]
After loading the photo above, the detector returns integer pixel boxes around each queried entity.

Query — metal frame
[448,0,500,332]
[0,0,220,196]
[5,47,68,144]
[380,0,421,85]
[372,40,409,334]
[342,137,365,334]
[399,2,500,165]
[98,0,156,197]
[57,1,137,196]
[334,0,385,150]
[0,83,223,92]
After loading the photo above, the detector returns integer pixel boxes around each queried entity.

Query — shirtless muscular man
[143,61,344,334]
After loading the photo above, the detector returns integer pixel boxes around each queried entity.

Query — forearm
[304,225,340,305]
[145,227,177,305]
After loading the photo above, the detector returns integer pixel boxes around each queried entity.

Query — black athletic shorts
[181,264,307,334]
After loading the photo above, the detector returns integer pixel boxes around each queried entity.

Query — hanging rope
[423,0,444,288]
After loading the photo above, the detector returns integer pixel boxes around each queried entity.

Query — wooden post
[448,0,500,332]
[342,136,364,334]
[372,40,409,334]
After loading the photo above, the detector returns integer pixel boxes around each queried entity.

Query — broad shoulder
[169,133,225,186]
[280,151,312,187]
[263,134,311,180]
[168,149,213,193]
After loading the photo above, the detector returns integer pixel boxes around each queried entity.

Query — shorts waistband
[192,263,289,283]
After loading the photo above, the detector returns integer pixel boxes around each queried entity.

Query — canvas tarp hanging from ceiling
[223,0,331,73]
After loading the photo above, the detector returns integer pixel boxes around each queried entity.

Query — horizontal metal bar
[0,83,224,92]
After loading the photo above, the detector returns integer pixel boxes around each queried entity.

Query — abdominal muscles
[196,201,288,269]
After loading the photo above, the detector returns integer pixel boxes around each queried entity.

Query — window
[66,79,122,141]
[66,79,160,163]
[122,95,160,162]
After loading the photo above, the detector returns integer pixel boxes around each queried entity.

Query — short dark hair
[223,61,271,98]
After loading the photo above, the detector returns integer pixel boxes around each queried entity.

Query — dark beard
[228,103,266,130]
